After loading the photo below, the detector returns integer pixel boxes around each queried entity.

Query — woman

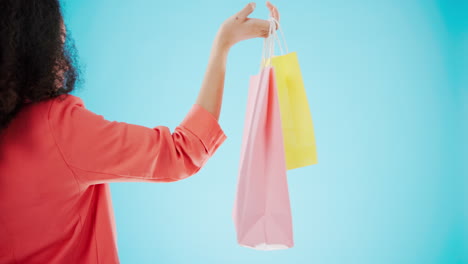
[0,0,280,263]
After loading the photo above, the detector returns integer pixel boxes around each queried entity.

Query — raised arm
[47,2,280,186]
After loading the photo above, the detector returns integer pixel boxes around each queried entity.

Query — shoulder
[47,94,86,122]
[50,94,85,108]
[48,93,85,112]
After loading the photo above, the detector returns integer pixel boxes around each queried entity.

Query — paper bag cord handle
[260,17,289,69]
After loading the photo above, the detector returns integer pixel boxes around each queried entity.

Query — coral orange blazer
[0,94,227,263]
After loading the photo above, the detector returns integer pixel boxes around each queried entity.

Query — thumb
[236,2,256,19]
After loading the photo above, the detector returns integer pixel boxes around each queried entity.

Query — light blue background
[62,0,467,263]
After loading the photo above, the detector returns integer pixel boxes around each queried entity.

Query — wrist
[213,31,232,53]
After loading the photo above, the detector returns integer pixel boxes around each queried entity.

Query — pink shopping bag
[232,65,294,250]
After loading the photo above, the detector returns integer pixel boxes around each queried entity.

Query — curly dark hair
[0,0,81,132]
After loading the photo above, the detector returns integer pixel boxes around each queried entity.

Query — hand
[197,2,280,120]
[215,1,280,50]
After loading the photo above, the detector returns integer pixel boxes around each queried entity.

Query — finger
[237,2,256,19]
[266,1,279,20]
[266,1,280,28]
[273,4,280,22]
[266,1,274,16]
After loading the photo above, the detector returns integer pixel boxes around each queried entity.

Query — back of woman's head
[0,0,80,132]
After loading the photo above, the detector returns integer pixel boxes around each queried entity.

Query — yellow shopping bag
[268,19,318,170]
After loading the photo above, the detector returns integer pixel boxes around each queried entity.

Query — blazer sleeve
[47,94,227,186]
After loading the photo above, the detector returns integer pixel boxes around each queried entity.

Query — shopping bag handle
[269,17,289,56]
[260,17,290,69]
